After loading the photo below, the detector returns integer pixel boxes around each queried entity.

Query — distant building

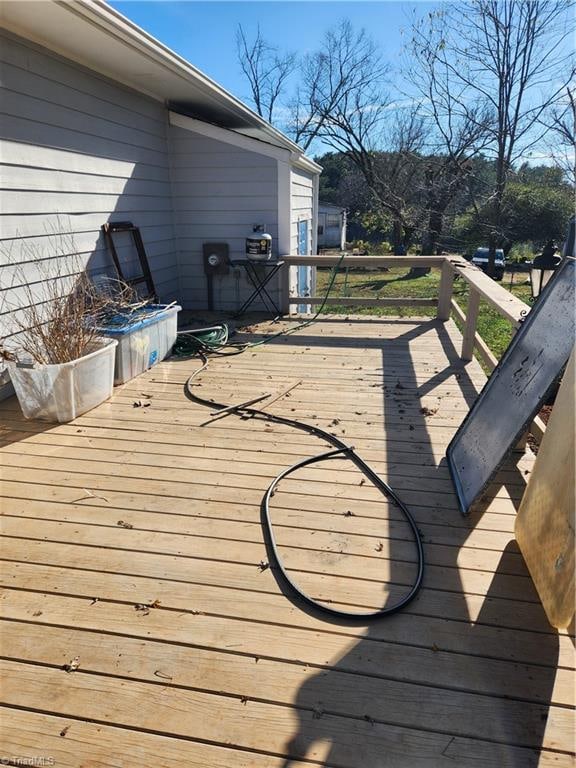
[317,202,347,251]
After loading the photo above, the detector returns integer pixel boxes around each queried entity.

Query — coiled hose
[177,255,425,619]
[184,352,424,621]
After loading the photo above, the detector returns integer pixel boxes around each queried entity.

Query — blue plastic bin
[94,304,181,384]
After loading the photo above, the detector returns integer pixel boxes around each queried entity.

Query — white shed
[0,0,320,392]
[318,202,347,251]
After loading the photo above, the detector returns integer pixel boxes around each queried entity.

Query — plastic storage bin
[94,304,181,385]
[8,338,117,423]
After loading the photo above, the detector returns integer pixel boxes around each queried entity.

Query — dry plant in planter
[1,234,145,365]
[1,231,150,421]
[9,269,111,365]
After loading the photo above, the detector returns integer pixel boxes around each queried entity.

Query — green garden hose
[173,253,346,358]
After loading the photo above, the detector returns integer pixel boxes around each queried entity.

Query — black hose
[185,353,425,621]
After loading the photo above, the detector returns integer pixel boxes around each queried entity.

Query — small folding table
[232,259,285,318]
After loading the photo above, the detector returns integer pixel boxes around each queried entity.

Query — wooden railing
[282,254,545,443]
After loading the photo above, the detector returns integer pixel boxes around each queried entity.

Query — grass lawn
[316,265,532,360]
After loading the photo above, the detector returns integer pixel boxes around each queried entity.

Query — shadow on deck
[0,314,572,767]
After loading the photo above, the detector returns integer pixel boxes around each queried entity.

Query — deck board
[0,315,574,766]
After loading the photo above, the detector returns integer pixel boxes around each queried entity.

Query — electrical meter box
[203,243,230,275]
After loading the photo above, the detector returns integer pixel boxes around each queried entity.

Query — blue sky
[107,1,572,166]
[108,1,437,106]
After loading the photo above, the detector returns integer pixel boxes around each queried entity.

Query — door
[297,219,310,313]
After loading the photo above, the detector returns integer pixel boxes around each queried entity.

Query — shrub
[345,239,392,255]
[508,241,536,263]
[370,241,392,255]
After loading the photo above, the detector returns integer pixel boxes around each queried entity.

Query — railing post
[279,260,291,315]
[437,261,455,321]
[461,288,480,362]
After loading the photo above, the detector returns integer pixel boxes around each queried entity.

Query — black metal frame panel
[447,257,575,515]
[102,221,157,301]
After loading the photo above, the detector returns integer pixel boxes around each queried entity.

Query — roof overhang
[319,201,346,211]
[0,0,321,173]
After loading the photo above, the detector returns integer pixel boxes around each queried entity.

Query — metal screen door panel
[297,219,310,314]
[447,257,575,515]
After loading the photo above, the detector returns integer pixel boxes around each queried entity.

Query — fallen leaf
[258,560,270,572]
[154,670,173,680]
[375,542,384,552]
[117,520,133,529]
[63,656,80,673]
[60,725,70,737]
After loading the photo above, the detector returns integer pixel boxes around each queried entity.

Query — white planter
[8,338,117,423]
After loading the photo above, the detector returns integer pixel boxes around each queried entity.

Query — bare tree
[236,25,295,124]
[418,0,575,272]
[408,19,492,255]
[319,103,426,251]
[290,21,387,150]
[292,21,423,250]
[544,85,576,185]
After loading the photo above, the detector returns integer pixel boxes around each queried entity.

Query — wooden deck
[0,315,574,767]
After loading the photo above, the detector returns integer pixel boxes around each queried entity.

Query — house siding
[0,31,178,344]
[0,29,320,347]
[288,166,317,311]
[290,167,315,255]
[168,125,280,311]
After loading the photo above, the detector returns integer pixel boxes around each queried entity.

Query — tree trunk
[413,203,445,278]
[422,206,444,256]
[392,218,404,254]
[488,145,507,277]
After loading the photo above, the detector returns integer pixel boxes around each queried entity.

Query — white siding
[288,166,317,312]
[169,125,280,311]
[0,31,178,345]
[290,167,315,255]
[0,29,320,339]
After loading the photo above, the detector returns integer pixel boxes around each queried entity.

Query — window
[326,214,340,227]
[317,225,324,235]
